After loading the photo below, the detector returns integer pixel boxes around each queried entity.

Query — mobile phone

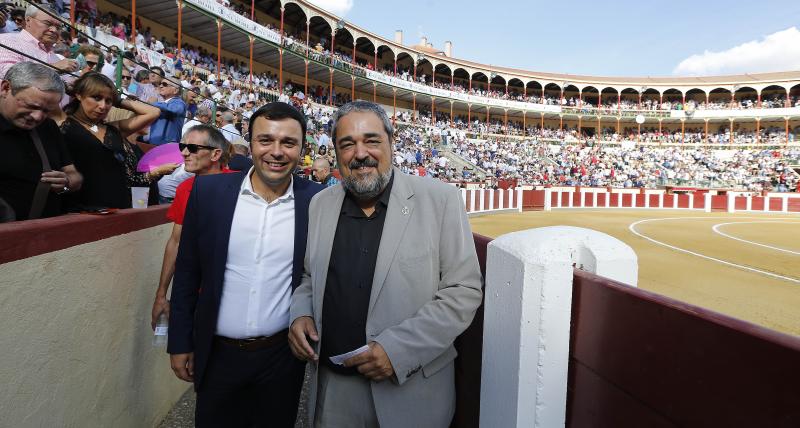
[75,53,87,70]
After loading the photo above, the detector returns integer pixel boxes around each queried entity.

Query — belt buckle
[239,336,261,349]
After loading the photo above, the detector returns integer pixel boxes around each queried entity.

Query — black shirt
[320,173,394,375]
[0,115,73,221]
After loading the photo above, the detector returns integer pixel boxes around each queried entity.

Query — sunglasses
[179,142,216,153]
[86,61,97,67]
[121,75,131,80]
[159,82,170,87]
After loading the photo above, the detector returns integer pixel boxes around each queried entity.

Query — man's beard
[342,158,391,200]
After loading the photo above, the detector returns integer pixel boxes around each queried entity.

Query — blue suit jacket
[148,97,187,146]
[167,171,322,389]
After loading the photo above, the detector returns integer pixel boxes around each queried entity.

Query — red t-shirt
[166,169,235,225]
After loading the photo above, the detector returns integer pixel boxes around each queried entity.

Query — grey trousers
[314,366,379,428]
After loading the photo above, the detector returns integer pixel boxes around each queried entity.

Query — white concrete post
[543,189,552,211]
[517,188,523,213]
[480,226,638,428]
[470,189,476,213]
[489,190,495,210]
[782,196,789,213]
[746,196,752,211]
[688,194,694,210]
[460,189,467,211]
[672,194,678,209]
[658,193,664,209]
[498,188,504,209]
[592,191,598,208]
[704,193,712,213]
[556,191,562,208]
[727,193,736,213]
[479,190,486,212]
[763,196,770,212]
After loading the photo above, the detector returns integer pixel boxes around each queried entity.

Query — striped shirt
[0,30,60,78]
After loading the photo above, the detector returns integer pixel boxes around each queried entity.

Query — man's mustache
[349,158,378,169]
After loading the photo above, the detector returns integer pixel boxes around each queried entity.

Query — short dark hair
[248,102,307,142]
[149,66,165,77]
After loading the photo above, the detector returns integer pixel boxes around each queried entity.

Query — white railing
[460,188,523,216]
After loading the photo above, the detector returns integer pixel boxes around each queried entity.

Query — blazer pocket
[422,345,458,378]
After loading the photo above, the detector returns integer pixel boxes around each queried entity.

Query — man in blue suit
[147,79,186,146]
[167,102,322,427]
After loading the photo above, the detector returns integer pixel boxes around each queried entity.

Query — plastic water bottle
[153,313,168,347]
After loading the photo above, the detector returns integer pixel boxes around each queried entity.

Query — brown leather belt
[214,328,289,351]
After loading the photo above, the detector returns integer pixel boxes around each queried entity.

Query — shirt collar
[240,166,295,203]
[19,29,51,52]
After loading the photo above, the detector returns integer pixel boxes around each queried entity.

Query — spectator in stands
[147,79,186,145]
[10,8,25,32]
[168,102,322,427]
[0,5,18,33]
[134,69,158,103]
[219,110,240,142]
[228,138,253,171]
[152,124,231,330]
[0,5,79,78]
[181,105,211,137]
[0,62,82,221]
[311,158,338,188]
[75,45,102,75]
[54,71,175,209]
[148,66,165,101]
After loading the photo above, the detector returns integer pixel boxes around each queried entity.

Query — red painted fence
[453,234,800,427]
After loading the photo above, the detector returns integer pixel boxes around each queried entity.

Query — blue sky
[310,0,800,76]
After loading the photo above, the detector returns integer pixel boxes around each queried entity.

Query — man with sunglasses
[146,79,186,146]
[152,124,231,334]
[168,102,322,427]
[0,5,78,78]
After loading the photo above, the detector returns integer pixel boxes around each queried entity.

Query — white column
[460,189,467,211]
[543,189,552,211]
[567,190,573,208]
[673,194,678,209]
[658,193,664,209]
[617,191,623,208]
[556,191,562,208]
[763,196,770,212]
[644,192,650,208]
[688,194,694,210]
[727,193,735,213]
[481,226,638,428]
[489,190,495,210]
[592,191,598,208]
[498,188,505,209]
[782,196,789,213]
[746,196,752,211]
[479,190,486,212]
[516,188,523,213]
[604,190,610,208]
[704,193,712,213]
[469,189,476,212]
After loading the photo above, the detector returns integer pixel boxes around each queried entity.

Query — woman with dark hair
[54,71,177,209]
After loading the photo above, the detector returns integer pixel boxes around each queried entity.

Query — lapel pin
[401,206,410,216]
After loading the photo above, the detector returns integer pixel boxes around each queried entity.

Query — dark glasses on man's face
[160,82,170,87]
[179,143,216,153]
[121,75,131,80]
[86,61,97,67]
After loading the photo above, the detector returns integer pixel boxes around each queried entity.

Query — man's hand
[288,316,318,361]
[170,353,194,382]
[41,171,69,192]
[52,58,79,73]
[344,342,394,382]
[151,296,169,330]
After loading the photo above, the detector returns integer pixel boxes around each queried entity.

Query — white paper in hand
[329,345,370,366]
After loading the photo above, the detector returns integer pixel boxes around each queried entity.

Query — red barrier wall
[711,195,727,211]
[567,270,800,427]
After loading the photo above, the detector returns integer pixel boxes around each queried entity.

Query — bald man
[220,110,241,142]
[312,158,339,188]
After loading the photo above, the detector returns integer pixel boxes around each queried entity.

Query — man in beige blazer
[289,100,483,427]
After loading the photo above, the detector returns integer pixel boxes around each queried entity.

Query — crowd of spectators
[451,135,800,191]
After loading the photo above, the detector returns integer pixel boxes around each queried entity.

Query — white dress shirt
[216,170,295,339]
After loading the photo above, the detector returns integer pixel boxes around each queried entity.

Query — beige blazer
[290,168,483,428]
